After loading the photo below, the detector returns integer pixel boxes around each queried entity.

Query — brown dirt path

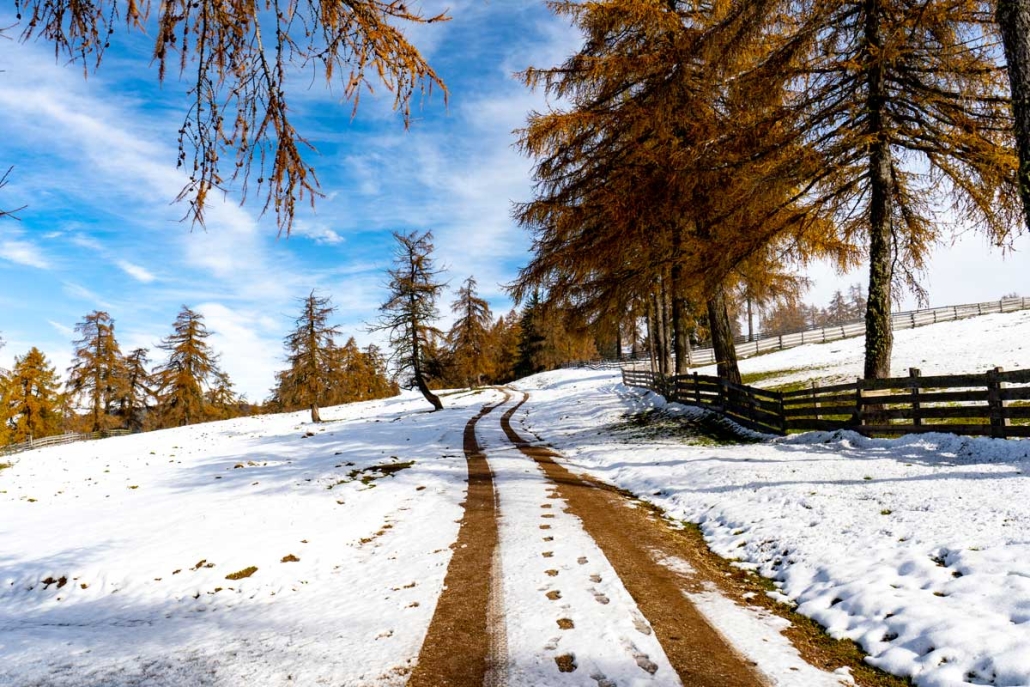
[499,390,768,687]
[408,395,509,687]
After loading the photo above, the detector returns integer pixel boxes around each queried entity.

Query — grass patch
[225,566,258,580]
[740,367,812,387]
[328,460,415,489]
[607,409,756,446]
[0,462,11,472]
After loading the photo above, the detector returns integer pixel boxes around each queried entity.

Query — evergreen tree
[6,347,62,442]
[997,0,1030,230]
[279,291,340,422]
[153,306,223,427]
[490,311,522,384]
[826,291,851,326]
[372,231,445,411]
[447,276,494,388]
[66,311,127,432]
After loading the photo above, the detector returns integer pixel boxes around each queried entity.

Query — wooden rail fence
[1,429,131,458]
[622,367,1030,439]
[687,296,1029,367]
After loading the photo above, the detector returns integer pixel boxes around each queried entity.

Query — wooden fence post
[811,380,821,421]
[911,311,916,328]
[909,368,922,427]
[777,392,788,435]
[693,372,701,405]
[987,367,1010,439]
[855,378,865,428]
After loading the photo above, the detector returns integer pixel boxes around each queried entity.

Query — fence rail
[1,429,131,458]
[684,296,1030,367]
[622,366,1030,439]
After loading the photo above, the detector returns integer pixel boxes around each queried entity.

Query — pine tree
[372,231,445,411]
[997,0,1030,230]
[66,311,127,432]
[826,291,851,326]
[6,347,62,442]
[12,1,446,233]
[153,306,224,427]
[447,276,494,388]
[279,291,340,422]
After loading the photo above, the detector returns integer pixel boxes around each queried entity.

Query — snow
[515,308,1030,687]
[476,420,680,686]
[4,307,1030,687]
[0,390,489,686]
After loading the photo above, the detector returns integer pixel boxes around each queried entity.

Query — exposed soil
[408,396,508,687]
[500,390,767,687]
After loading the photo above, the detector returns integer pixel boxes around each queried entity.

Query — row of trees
[0,300,397,444]
[511,0,1029,386]
[0,308,242,444]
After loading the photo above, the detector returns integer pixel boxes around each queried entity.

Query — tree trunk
[310,403,321,423]
[671,228,689,375]
[998,0,1030,231]
[863,0,894,380]
[706,284,741,385]
[615,318,623,361]
[651,290,668,376]
[746,296,754,343]
[414,371,443,411]
[646,299,658,375]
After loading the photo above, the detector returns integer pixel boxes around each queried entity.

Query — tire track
[499,390,766,687]
[409,394,509,687]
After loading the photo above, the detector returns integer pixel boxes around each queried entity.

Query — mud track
[499,390,765,687]
[408,395,509,687]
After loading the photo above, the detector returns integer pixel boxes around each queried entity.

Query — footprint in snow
[591,589,610,605]
[623,639,659,675]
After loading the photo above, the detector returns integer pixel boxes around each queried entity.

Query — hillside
[1,307,1028,686]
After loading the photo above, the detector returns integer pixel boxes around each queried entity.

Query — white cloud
[117,260,157,283]
[47,320,75,338]
[291,219,345,245]
[0,238,50,269]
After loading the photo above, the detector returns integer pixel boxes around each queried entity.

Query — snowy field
[3,307,1029,687]
[0,390,497,686]
[515,307,1030,687]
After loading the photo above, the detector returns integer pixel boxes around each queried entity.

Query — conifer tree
[119,348,152,432]
[12,1,446,232]
[280,291,340,422]
[997,0,1030,229]
[738,0,1021,378]
[6,347,62,442]
[447,276,494,388]
[373,231,445,411]
[490,312,522,384]
[66,310,127,432]
[153,306,223,427]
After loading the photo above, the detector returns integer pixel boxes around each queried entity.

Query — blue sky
[0,0,1028,401]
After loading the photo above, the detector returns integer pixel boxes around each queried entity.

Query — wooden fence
[1,429,131,458]
[622,367,1030,439]
[684,296,1030,367]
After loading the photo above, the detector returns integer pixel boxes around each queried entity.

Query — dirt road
[411,389,767,686]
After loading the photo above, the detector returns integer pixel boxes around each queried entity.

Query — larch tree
[997,0,1030,229]
[66,310,127,432]
[373,230,445,411]
[119,347,152,432]
[739,0,1022,378]
[447,276,494,388]
[280,291,340,423]
[12,0,446,233]
[513,0,843,384]
[6,347,63,442]
[153,306,223,427]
